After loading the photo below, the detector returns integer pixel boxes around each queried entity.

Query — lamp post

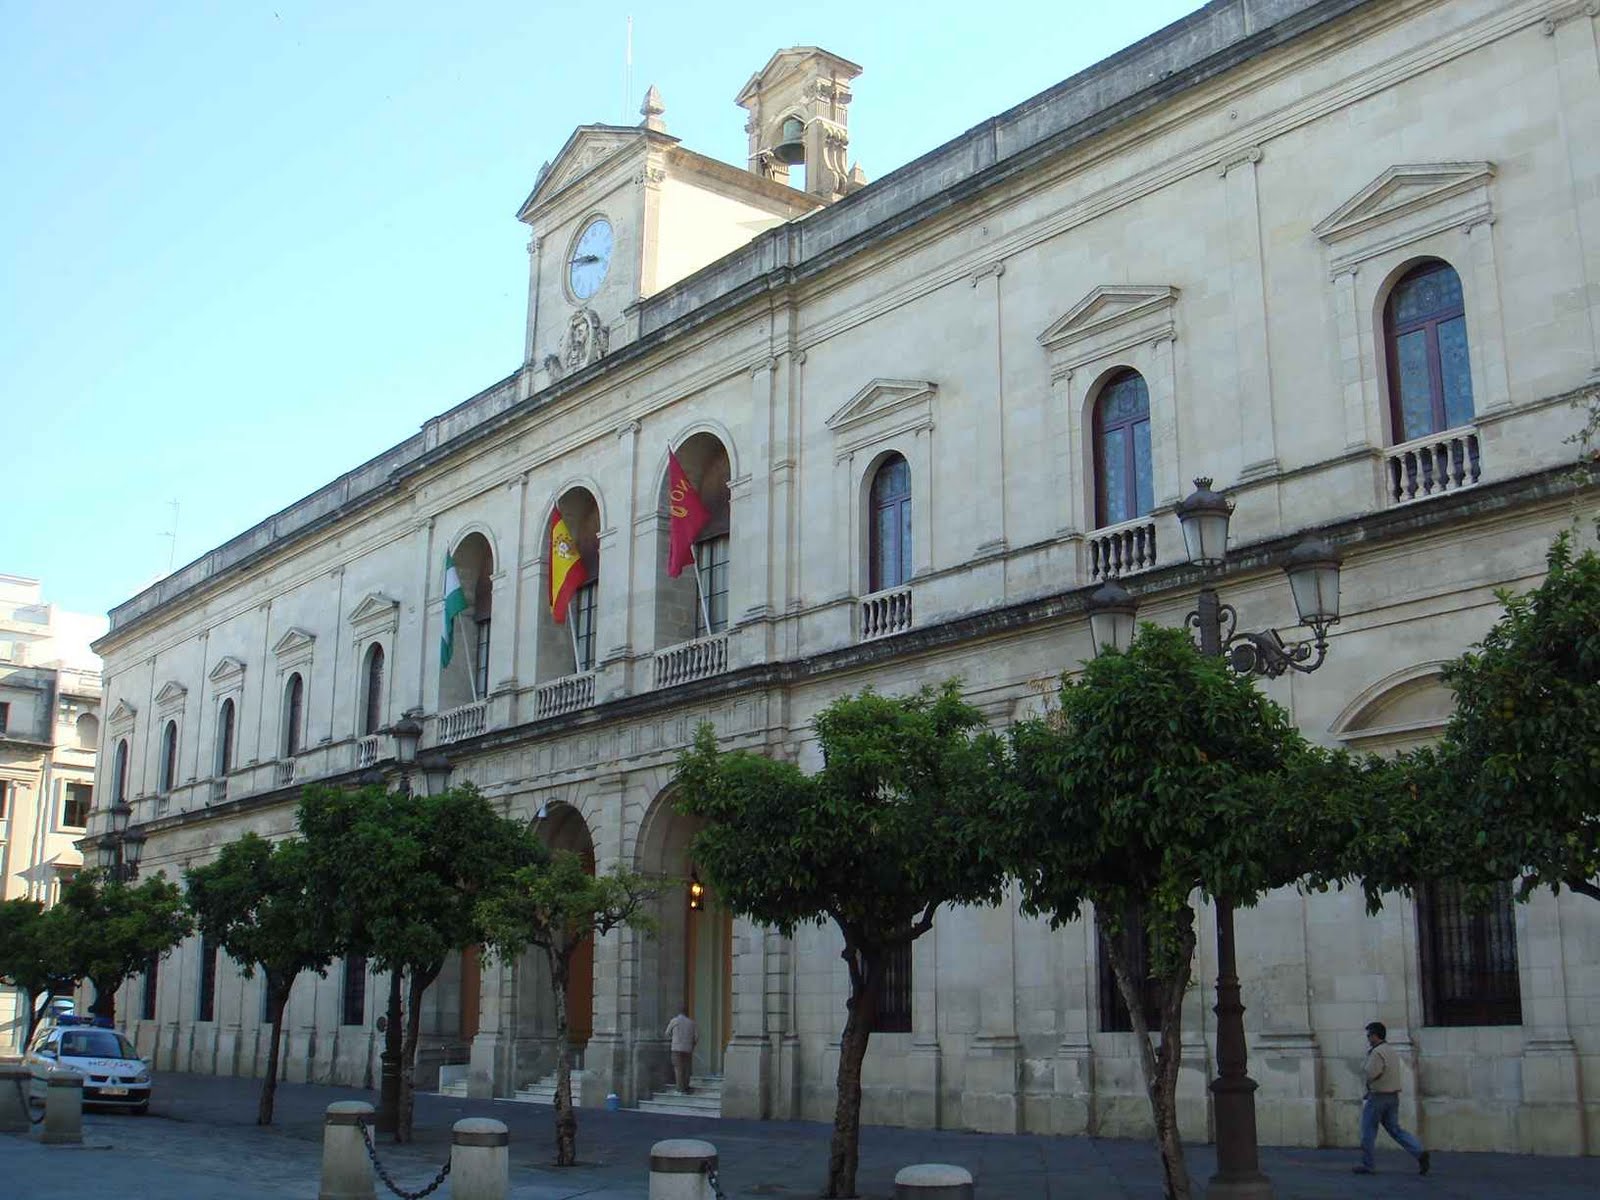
[91,799,145,883]
[367,712,450,1136]
[1086,476,1342,1200]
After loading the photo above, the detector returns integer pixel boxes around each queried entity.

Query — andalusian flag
[440,553,467,668]
[549,508,590,623]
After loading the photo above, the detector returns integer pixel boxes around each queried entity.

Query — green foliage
[478,850,656,968]
[0,897,75,1038]
[296,782,544,974]
[55,871,192,1005]
[1006,624,1327,950]
[186,834,338,986]
[674,681,1009,947]
[1387,530,1600,904]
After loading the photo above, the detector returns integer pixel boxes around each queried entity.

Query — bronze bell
[772,115,806,166]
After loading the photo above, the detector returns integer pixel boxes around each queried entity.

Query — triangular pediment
[826,379,938,434]
[735,47,863,107]
[348,592,400,627]
[271,627,316,658]
[1038,285,1178,351]
[208,655,246,685]
[107,699,137,725]
[1315,162,1494,244]
[153,680,188,707]
[517,125,668,219]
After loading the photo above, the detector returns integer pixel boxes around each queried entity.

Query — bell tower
[735,48,864,201]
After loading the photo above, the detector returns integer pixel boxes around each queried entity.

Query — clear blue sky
[2,0,1199,620]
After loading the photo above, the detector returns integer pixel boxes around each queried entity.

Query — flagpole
[688,542,714,636]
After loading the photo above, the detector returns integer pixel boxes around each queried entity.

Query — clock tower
[516,56,857,396]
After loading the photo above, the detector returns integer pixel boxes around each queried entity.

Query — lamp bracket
[1224,627,1330,678]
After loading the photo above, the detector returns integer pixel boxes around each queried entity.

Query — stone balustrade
[1386,426,1482,504]
[437,700,489,745]
[1088,517,1158,580]
[653,633,729,689]
[275,758,296,787]
[355,734,383,769]
[859,585,913,641]
[536,672,596,719]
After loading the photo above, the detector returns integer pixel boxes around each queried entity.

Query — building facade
[91,0,1599,1155]
[1,575,105,1050]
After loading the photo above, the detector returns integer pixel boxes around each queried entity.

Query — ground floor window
[1418,881,1522,1026]
[1098,907,1162,1033]
[872,941,913,1033]
[342,955,367,1026]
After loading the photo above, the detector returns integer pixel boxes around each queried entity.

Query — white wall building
[1,574,106,1050]
[90,0,1600,1155]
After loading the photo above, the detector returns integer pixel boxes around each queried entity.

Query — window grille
[197,936,218,1022]
[141,955,158,1021]
[1098,907,1162,1032]
[872,941,913,1034]
[342,954,368,1026]
[1418,881,1521,1026]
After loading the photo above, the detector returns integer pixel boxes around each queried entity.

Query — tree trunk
[397,964,440,1143]
[258,973,292,1126]
[548,946,577,1167]
[824,942,880,1199]
[1103,906,1197,1200]
[90,974,118,1023]
[26,991,55,1046]
[377,971,403,1136]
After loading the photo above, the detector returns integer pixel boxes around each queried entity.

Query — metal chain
[357,1119,452,1200]
[703,1163,728,1200]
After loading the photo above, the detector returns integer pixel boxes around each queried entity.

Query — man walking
[665,1004,698,1094]
[1355,1021,1430,1176]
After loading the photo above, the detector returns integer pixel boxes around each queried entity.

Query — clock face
[568,217,613,301]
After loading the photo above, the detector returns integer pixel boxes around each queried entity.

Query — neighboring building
[0,575,105,1050]
[90,0,1599,1155]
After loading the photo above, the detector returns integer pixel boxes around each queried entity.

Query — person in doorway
[665,1005,698,1094]
[1355,1021,1430,1176]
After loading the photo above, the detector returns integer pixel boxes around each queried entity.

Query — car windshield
[56,1030,139,1059]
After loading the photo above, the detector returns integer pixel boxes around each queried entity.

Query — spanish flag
[549,507,590,623]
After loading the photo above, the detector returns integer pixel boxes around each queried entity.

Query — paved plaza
[2,1072,1597,1199]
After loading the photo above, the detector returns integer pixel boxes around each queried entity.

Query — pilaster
[961,887,1021,1133]
[970,262,1010,562]
[468,956,517,1099]
[1219,148,1279,480]
[721,915,774,1118]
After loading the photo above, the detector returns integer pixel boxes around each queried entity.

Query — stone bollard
[450,1117,509,1200]
[41,1070,83,1146]
[895,1163,975,1200]
[319,1101,376,1200]
[0,1061,30,1134]
[649,1138,718,1200]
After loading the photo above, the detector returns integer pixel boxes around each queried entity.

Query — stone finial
[639,85,666,133]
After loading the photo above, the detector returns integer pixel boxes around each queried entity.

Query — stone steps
[635,1074,722,1118]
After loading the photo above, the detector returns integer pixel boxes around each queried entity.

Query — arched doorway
[636,789,732,1078]
[441,532,494,710]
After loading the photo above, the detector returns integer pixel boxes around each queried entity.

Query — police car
[26,1017,152,1113]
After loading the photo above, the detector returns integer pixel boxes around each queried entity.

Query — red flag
[549,507,590,623]
[666,449,710,578]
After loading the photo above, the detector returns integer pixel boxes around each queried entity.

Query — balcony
[437,699,488,745]
[536,672,595,719]
[1386,427,1481,505]
[275,759,297,788]
[653,633,729,690]
[1088,517,1159,580]
[355,734,383,769]
[859,585,913,642]
[209,779,228,805]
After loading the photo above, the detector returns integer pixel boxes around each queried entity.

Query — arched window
[158,720,178,794]
[112,739,129,805]
[75,712,99,751]
[1385,260,1474,442]
[868,454,912,592]
[215,698,236,776]
[1093,370,1153,527]
[282,673,304,758]
[362,644,386,736]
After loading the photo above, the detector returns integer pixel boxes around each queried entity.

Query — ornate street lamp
[122,829,147,874]
[391,715,423,768]
[418,751,454,798]
[1091,476,1344,1200]
[1084,579,1139,657]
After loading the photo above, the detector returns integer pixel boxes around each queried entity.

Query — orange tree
[673,683,1008,1200]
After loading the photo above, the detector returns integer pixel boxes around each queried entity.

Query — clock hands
[573,254,602,265]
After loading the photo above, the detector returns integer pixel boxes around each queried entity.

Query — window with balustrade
[1093,369,1154,528]
[868,454,912,593]
[282,673,304,758]
[158,719,178,794]
[1417,880,1521,1027]
[1385,260,1475,442]
[361,643,385,736]
[656,433,732,653]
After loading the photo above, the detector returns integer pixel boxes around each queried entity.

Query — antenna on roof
[160,499,180,573]
[623,16,634,123]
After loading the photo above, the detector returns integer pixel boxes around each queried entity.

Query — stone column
[969,262,1009,564]
[905,912,941,1129]
[1219,148,1279,481]
[583,774,635,1105]
[600,421,642,701]
[1515,890,1584,1154]
[410,517,437,714]
[738,359,779,634]
[721,915,773,1119]
[468,956,517,1100]
[961,886,1021,1133]
[1548,5,1600,379]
